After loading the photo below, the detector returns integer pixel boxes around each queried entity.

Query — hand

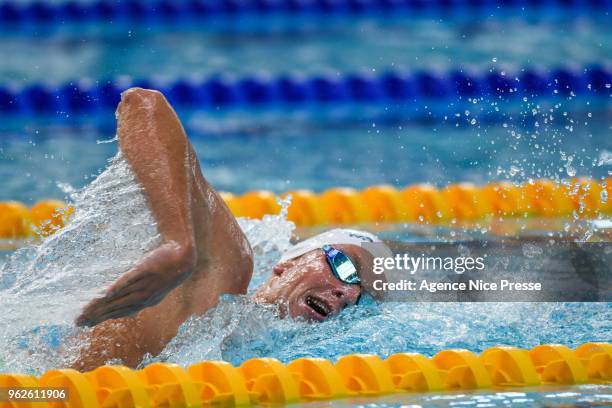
[76,241,194,327]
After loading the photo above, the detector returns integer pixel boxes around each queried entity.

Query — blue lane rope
[0,0,609,25]
[0,65,609,115]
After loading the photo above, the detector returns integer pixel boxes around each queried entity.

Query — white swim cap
[279,228,392,264]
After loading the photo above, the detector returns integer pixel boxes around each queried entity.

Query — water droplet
[565,156,576,177]
[522,243,543,258]
[597,150,612,166]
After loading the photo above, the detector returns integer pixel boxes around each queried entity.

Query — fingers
[76,282,158,327]
[99,291,164,325]
[77,301,139,327]
[76,304,132,327]
[76,274,172,327]
[75,253,191,327]
[76,291,142,327]
[104,269,147,299]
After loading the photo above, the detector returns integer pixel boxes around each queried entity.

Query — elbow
[120,87,165,106]
[116,88,169,136]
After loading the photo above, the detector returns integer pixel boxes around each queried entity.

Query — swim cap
[279,228,392,264]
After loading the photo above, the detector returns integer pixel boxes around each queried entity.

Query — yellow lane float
[0,343,609,407]
[1,178,610,239]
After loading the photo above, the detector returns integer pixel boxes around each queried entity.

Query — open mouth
[306,295,332,318]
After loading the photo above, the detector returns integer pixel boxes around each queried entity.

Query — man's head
[254,229,391,322]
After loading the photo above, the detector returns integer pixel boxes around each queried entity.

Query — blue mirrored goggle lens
[322,245,360,285]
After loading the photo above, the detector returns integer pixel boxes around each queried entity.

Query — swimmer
[73,88,391,370]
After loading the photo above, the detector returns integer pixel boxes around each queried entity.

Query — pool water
[300,385,612,407]
[0,4,610,407]
[1,9,610,203]
[1,113,610,203]
[0,14,609,84]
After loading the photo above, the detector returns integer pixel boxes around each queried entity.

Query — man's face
[254,244,376,322]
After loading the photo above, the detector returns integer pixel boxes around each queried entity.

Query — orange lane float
[0,343,609,407]
[1,178,610,239]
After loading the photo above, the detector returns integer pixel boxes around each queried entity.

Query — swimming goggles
[321,245,360,285]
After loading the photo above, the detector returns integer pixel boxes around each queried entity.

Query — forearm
[116,88,196,250]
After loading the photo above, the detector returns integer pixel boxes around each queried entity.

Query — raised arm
[72,88,254,370]
[76,88,198,326]
[118,88,197,257]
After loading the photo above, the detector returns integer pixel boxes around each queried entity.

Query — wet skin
[73,88,376,371]
[254,244,377,321]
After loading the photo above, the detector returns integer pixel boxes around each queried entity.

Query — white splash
[0,153,161,373]
[0,152,296,374]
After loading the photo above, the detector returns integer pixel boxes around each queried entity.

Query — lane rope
[1,178,609,239]
[0,64,609,116]
[0,342,610,406]
[0,0,609,26]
